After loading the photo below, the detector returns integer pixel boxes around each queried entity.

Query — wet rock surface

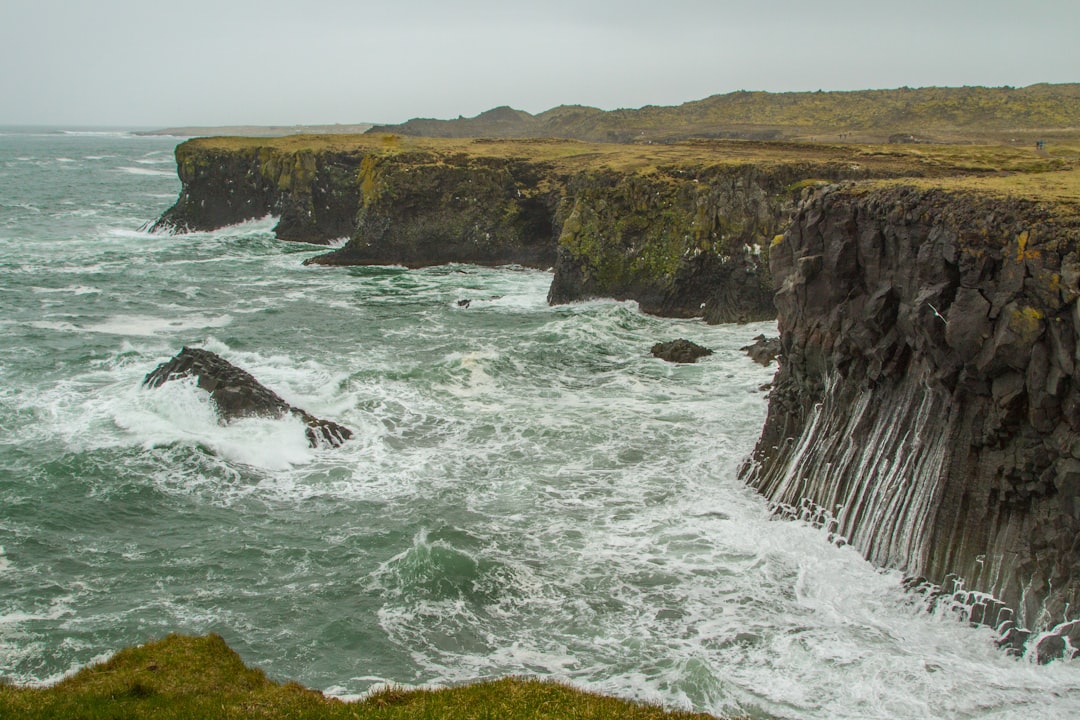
[743,183,1080,642]
[144,347,352,448]
[650,339,714,364]
[740,334,781,366]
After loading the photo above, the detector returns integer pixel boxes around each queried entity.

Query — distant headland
[137,123,374,138]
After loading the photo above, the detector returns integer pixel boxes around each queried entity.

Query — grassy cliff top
[0,634,728,720]
[867,163,1080,204]
[181,132,1077,181]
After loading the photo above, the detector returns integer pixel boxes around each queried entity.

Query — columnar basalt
[743,183,1080,645]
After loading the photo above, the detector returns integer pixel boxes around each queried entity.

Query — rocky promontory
[743,176,1080,648]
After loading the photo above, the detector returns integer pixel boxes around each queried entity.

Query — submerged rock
[650,339,713,364]
[143,347,352,448]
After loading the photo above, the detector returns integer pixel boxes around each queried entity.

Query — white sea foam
[26,319,82,333]
[30,285,101,296]
[116,166,175,177]
[83,313,233,336]
[102,228,161,243]
[122,383,316,471]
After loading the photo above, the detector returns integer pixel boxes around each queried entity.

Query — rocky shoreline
[153,135,978,324]
[743,182,1080,657]
[151,134,1080,655]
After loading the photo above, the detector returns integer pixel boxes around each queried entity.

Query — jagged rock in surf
[143,347,352,448]
[1034,621,1080,664]
[740,334,781,366]
[743,183,1080,652]
[650,339,713,364]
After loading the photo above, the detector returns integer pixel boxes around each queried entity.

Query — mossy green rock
[309,151,560,268]
[154,144,362,243]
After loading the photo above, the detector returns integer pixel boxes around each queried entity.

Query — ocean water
[1,129,1078,719]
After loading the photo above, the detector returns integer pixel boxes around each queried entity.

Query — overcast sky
[2,0,1076,128]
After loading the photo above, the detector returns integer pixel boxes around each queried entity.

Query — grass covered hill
[367,84,1080,145]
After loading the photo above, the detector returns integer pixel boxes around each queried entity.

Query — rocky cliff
[743,182,1080,652]
[305,148,561,268]
[151,142,363,243]
[547,164,855,323]
[155,136,953,323]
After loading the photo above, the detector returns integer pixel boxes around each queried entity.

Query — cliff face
[744,183,1080,644]
[158,138,896,322]
[547,164,877,323]
[151,144,362,243]
[307,150,560,268]
[315,157,833,322]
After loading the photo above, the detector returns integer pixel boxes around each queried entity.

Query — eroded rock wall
[153,140,901,323]
[546,163,896,323]
[151,144,362,243]
[744,184,1080,635]
[307,152,561,268]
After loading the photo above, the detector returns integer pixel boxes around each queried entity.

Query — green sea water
[1,129,1078,719]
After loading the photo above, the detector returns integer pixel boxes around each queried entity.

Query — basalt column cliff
[743,183,1080,650]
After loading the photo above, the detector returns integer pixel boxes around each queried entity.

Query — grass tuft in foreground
[0,634,732,720]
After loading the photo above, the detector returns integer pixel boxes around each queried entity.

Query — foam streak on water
[1,130,1079,719]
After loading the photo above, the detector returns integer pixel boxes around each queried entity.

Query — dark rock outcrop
[144,347,352,448]
[743,183,1080,641]
[150,145,362,244]
[651,339,713,364]
[545,167,782,323]
[545,164,905,323]
[304,153,560,269]
[740,335,782,366]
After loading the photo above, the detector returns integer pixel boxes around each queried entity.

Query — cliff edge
[152,136,1046,324]
[743,175,1080,651]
